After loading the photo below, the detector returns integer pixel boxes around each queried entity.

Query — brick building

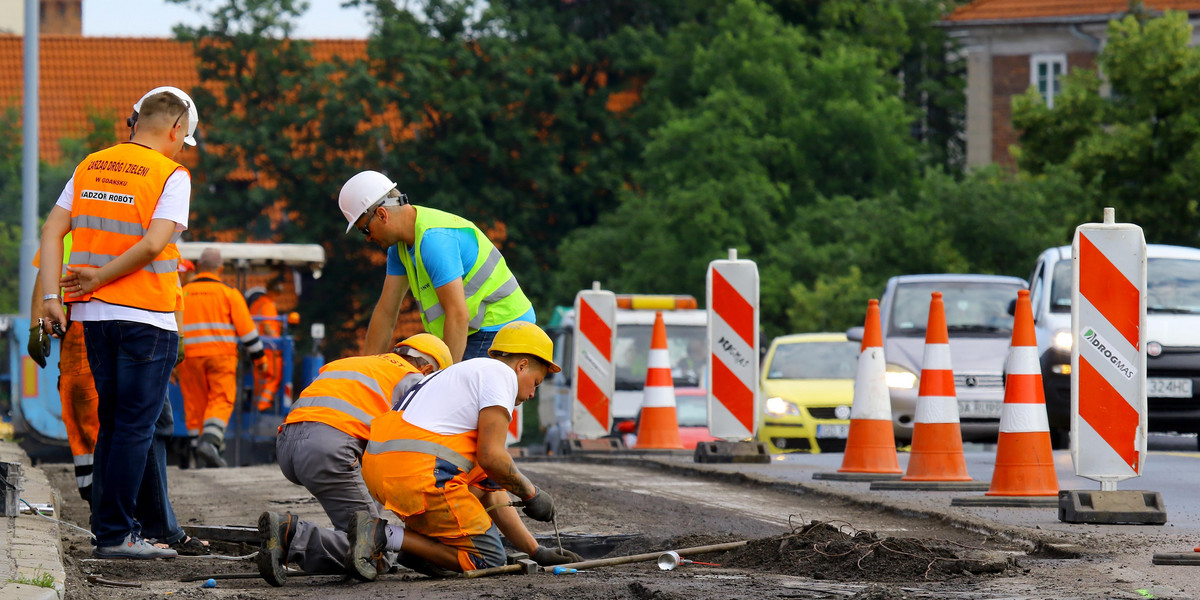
[942,0,1200,168]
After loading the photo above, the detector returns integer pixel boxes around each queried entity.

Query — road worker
[256,334,451,585]
[178,247,266,468]
[246,277,286,411]
[348,322,580,580]
[38,86,197,559]
[339,170,536,362]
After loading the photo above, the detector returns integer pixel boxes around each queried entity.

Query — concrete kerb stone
[0,442,66,600]
[530,453,1083,560]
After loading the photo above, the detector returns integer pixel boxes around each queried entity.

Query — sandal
[170,535,211,556]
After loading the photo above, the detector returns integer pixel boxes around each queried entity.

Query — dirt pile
[720,521,1014,583]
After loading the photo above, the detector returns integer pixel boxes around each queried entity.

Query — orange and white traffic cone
[634,311,684,450]
[902,291,972,482]
[985,289,1059,496]
[838,299,902,475]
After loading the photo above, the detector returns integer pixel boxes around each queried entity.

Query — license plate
[958,400,1003,418]
[1148,377,1193,398]
[816,424,849,439]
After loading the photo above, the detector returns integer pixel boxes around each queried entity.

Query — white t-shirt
[56,168,191,331]
[399,358,517,435]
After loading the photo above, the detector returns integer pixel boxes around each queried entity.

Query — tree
[1013,11,1200,244]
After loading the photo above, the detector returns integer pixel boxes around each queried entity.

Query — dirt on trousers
[39,460,1050,600]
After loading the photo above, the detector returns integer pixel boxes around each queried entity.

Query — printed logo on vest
[80,190,135,205]
[1081,327,1137,381]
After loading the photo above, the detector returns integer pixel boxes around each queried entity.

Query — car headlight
[764,396,801,417]
[1053,329,1072,352]
[885,365,917,390]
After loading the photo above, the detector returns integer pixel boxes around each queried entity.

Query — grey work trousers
[276,421,381,574]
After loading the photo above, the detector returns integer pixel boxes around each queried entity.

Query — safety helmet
[488,322,561,373]
[133,86,199,146]
[338,170,398,233]
[176,258,196,274]
[395,333,452,370]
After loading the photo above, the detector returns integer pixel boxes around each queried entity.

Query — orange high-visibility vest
[284,354,423,440]
[182,272,263,358]
[66,142,186,313]
[361,409,496,539]
[249,295,281,337]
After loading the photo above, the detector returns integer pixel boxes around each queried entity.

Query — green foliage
[1013,11,1200,245]
[8,570,55,589]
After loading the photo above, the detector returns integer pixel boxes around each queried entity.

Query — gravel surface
[42,456,1200,599]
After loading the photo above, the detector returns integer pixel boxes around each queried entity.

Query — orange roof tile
[0,36,366,164]
[947,0,1200,22]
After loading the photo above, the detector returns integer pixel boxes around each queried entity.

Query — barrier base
[1058,490,1167,525]
[951,496,1059,508]
[693,441,770,464]
[563,438,624,454]
[813,472,903,482]
[870,481,990,492]
[1152,552,1200,566]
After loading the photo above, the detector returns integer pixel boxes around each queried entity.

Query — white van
[1028,244,1200,448]
[538,296,708,454]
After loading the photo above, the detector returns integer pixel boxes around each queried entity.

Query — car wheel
[1049,427,1070,450]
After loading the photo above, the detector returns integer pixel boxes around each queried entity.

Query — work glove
[521,487,556,522]
[176,337,186,367]
[28,322,50,369]
[532,545,581,566]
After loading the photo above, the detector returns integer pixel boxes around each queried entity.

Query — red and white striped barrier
[571,284,618,439]
[706,249,759,441]
[1072,208,1147,485]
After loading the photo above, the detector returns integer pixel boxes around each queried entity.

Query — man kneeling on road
[256,334,451,585]
[348,321,579,579]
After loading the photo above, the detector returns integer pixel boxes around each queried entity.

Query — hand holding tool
[521,488,555,522]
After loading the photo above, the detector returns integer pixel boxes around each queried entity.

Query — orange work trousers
[59,321,99,501]
[177,354,239,446]
[254,348,282,411]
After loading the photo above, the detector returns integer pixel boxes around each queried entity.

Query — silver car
[852,274,1028,443]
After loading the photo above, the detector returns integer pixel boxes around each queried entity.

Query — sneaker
[346,510,387,582]
[94,534,178,560]
[256,511,298,587]
[195,440,227,468]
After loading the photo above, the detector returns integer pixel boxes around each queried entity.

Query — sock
[384,524,405,552]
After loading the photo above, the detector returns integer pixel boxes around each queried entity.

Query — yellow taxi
[757,333,859,453]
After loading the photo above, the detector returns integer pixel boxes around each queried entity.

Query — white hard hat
[134,86,199,146]
[338,170,398,233]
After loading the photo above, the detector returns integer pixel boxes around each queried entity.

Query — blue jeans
[462,330,498,361]
[135,396,184,544]
[83,321,178,546]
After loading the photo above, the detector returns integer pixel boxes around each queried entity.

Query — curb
[0,442,66,600]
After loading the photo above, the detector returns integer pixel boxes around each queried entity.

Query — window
[1031,54,1067,108]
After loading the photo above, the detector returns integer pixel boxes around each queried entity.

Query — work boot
[256,511,298,587]
[346,510,387,582]
[195,437,227,468]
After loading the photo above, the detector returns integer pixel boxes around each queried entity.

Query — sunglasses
[357,199,385,237]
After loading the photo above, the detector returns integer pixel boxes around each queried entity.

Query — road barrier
[570,284,617,440]
[705,249,759,441]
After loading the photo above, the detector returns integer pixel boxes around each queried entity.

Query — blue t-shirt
[386,227,535,331]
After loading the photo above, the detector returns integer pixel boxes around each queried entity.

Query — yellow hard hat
[395,333,452,370]
[488,322,561,373]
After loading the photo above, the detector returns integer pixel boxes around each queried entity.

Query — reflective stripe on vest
[396,207,531,338]
[365,438,474,473]
[284,354,422,439]
[66,142,187,313]
[292,395,375,427]
[182,276,263,356]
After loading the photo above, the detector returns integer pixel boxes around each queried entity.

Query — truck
[538,295,708,454]
[3,242,326,465]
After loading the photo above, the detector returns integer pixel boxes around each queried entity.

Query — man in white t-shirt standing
[351,322,578,579]
[38,86,199,560]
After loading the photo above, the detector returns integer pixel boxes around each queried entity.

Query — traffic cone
[902,291,972,482]
[985,289,1059,496]
[838,299,902,475]
[634,311,684,449]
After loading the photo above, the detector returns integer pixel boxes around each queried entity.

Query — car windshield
[1048,256,1200,314]
[614,323,708,390]
[675,393,708,427]
[766,340,859,380]
[889,281,1022,337]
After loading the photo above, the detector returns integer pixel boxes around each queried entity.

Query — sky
[82,0,375,38]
